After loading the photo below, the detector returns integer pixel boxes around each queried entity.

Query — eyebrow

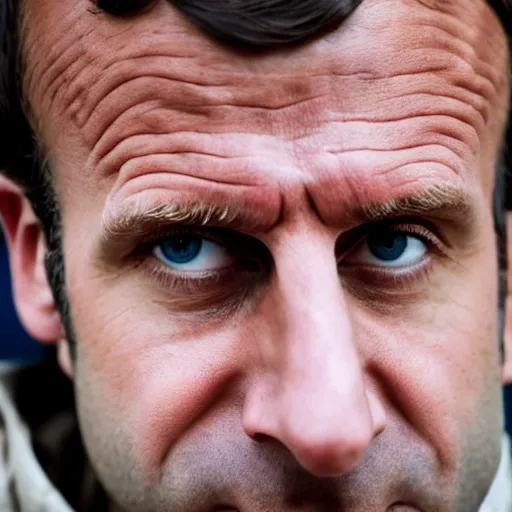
[357,184,475,225]
[99,198,279,258]
[98,183,476,259]
[105,201,243,236]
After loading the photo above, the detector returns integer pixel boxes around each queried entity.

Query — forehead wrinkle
[39,2,323,144]
[94,130,288,181]
[91,69,487,181]
[77,60,221,132]
[20,2,97,141]
[84,12,506,171]
[348,0,508,109]
[307,117,476,155]
[21,2,213,151]
[88,84,321,171]
[416,0,508,96]
[414,0,502,28]
[83,73,323,158]
[408,26,504,107]
[413,0,456,12]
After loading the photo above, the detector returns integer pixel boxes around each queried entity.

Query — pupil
[162,236,202,264]
[368,233,407,261]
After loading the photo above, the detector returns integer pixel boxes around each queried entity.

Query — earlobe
[0,175,63,345]
[503,298,512,384]
[57,339,73,378]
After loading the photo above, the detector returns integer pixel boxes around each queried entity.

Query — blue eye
[368,233,408,261]
[160,236,202,264]
[154,234,233,271]
[347,231,428,268]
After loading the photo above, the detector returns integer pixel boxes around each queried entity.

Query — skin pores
[16,0,511,510]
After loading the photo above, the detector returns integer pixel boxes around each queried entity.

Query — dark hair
[96,0,362,45]
[0,0,510,348]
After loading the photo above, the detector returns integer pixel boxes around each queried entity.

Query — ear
[503,212,512,384]
[0,175,64,345]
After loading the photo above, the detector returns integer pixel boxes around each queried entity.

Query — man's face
[17,0,510,510]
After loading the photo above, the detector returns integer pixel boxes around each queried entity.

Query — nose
[242,244,386,478]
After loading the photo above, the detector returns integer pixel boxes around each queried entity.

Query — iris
[367,233,408,262]
[160,236,203,264]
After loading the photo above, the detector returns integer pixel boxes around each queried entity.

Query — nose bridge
[243,236,386,477]
[280,248,370,425]
[269,227,361,386]
[281,255,359,393]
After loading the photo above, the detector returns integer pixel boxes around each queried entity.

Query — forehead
[20,0,510,219]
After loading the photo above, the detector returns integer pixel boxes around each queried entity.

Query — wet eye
[154,234,233,271]
[348,231,428,268]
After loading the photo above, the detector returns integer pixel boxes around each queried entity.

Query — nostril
[252,433,273,443]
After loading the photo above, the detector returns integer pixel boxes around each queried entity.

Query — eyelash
[346,222,442,259]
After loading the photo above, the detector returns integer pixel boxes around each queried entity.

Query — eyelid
[135,226,271,281]
[385,223,444,253]
[130,225,241,264]
[338,221,445,265]
[141,225,228,248]
[373,223,441,248]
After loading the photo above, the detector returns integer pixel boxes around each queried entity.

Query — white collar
[0,372,73,511]
[480,435,512,512]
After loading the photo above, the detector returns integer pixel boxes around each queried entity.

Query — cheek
[69,282,254,479]
[120,337,244,477]
[358,242,502,474]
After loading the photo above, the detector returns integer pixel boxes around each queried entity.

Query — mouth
[211,497,423,512]
[212,504,419,512]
